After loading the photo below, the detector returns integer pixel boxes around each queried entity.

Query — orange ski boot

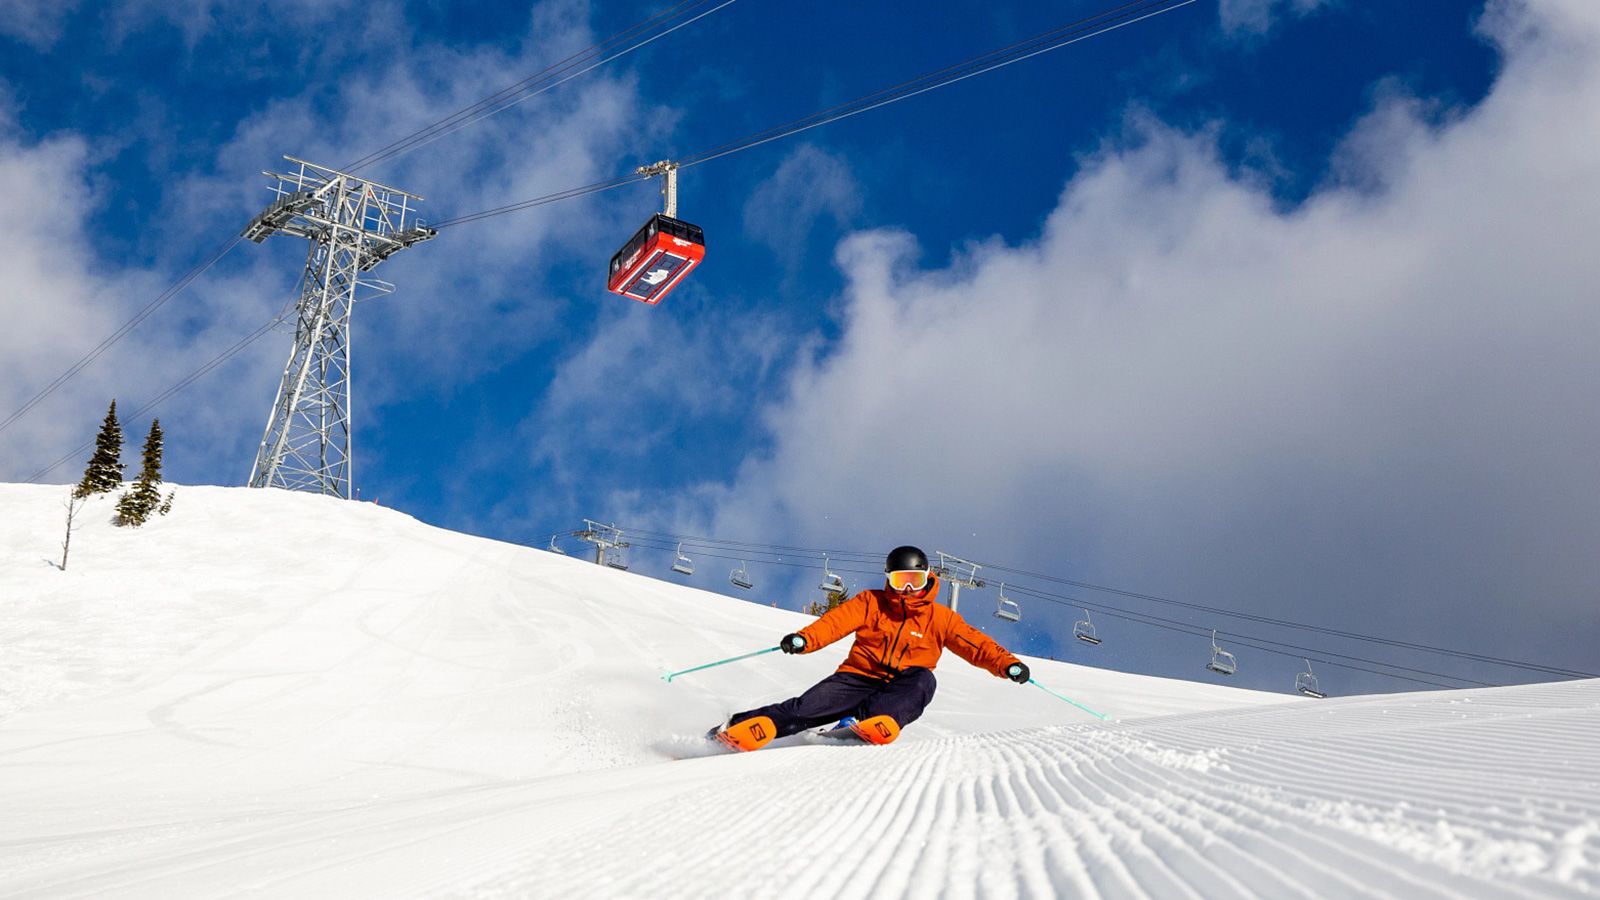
[715,715,777,752]
[847,714,900,745]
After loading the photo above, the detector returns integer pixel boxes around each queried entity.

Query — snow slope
[1,484,1595,898]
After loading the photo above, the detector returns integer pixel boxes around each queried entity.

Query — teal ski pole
[1028,678,1111,721]
[663,646,780,683]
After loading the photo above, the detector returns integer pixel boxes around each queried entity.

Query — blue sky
[4,0,1597,698]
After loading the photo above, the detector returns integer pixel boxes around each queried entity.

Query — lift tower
[242,157,435,497]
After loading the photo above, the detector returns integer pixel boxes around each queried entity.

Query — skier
[712,545,1031,751]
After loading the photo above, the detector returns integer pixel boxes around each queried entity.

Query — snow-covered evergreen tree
[74,401,125,498]
[116,419,164,527]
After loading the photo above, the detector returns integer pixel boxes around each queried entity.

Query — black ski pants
[731,667,937,739]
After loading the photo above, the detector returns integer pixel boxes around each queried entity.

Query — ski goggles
[886,568,930,592]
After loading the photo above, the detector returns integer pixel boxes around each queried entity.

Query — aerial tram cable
[8,0,1191,451]
[0,235,243,438]
[25,310,287,483]
[430,0,1202,230]
[675,0,1200,171]
[2,1,735,445]
[24,272,306,483]
[344,0,741,174]
[430,172,650,228]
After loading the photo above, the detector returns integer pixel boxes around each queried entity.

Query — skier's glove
[1006,662,1030,684]
[780,633,807,654]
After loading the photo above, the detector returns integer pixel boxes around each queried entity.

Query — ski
[712,715,776,752]
[814,714,899,745]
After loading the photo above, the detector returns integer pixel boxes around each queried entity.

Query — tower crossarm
[358,224,439,272]
[242,190,318,243]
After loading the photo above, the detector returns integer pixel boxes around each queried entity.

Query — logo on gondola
[640,268,669,285]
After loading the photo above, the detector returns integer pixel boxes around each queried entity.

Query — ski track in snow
[1,485,1597,898]
[448,682,1600,900]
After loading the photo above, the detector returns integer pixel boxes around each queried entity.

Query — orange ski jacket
[795,575,1021,680]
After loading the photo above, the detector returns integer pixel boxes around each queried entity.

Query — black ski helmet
[884,545,929,573]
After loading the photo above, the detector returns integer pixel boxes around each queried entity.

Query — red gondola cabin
[607,213,706,305]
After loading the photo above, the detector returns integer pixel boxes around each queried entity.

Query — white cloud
[678,0,1600,679]
[1219,0,1332,36]
[0,0,80,50]
[741,144,861,263]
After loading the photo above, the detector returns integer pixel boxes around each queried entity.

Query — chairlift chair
[605,547,630,571]
[1296,658,1327,698]
[548,534,565,555]
[671,542,694,576]
[730,561,754,590]
[993,583,1022,623]
[1206,629,1238,676]
[818,554,845,595]
[1073,608,1101,645]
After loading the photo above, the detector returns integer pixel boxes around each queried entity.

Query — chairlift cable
[1002,583,1498,688]
[980,561,1598,679]
[613,526,1593,682]
[621,526,883,562]
[625,536,1482,686]
[619,534,1480,690]
[1081,609,1470,690]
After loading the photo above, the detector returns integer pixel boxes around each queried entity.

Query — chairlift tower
[243,156,436,498]
[934,551,985,613]
[576,519,629,567]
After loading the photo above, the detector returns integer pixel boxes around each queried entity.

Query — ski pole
[662,646,780,683]
[1028,678,1111,721]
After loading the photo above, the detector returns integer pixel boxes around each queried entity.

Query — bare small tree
[61,489,85,571]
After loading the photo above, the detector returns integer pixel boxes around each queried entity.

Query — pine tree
[116,419,164,527]
[75,401,125,498]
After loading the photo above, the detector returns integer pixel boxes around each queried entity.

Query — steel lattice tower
[242,157,435,498]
